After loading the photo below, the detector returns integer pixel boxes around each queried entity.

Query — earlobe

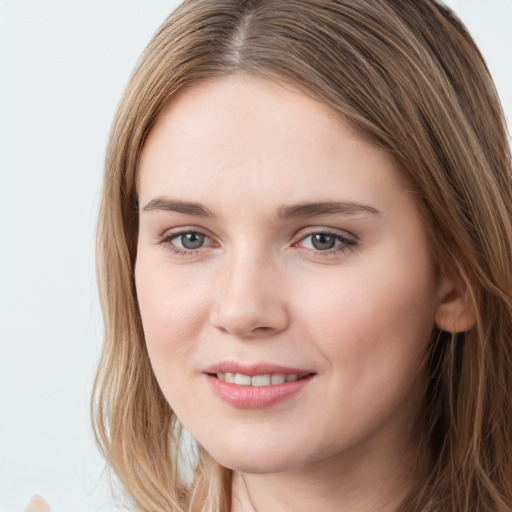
[434,277,476,333]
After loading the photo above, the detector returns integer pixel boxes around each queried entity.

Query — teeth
[234,373,252,385]
[216,372,301,386]
[271,373,286,384]
[252,374,271,386]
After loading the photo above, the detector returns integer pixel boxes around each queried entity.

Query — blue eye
[298,231,357,253]
[309,233,339,250]
[172,232,207,250]
[158,230,214,255]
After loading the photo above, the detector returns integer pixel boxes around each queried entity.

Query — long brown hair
[92,1,512,510]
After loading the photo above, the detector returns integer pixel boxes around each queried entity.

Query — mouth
[204,363,316,409]
[211,372,308,386]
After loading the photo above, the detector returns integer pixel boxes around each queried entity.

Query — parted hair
[92,1,512,511]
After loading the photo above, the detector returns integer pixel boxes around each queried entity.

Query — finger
[24,495,52,512]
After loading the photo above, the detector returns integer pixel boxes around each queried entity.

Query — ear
[434,275,476,333]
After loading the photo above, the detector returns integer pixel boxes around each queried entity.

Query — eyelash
[157,228,358,258]
[294,230,358,257]
[158,229,216,257]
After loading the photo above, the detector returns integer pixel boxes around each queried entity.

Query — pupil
[182,232,204,249]
[312,233,335,250]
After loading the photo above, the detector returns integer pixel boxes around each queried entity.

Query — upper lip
[203,361,315,376]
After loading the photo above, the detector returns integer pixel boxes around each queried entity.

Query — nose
[210,253,290,338]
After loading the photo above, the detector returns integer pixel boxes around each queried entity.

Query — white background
[0,1,510,511]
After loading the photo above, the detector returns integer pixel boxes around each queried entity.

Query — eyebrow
[142,197,380,218]
[276,201,380,218]
[142,198,215,217]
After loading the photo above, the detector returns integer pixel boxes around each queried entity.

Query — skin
[135,75,456,512]
[25,496,51,512]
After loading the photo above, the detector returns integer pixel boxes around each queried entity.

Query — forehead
[138,74,404,213]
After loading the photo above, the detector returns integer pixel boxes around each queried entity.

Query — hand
[24,496,52,512]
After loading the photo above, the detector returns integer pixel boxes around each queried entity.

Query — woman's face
[135,75,448,475]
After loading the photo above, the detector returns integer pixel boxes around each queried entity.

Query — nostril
[210,288,290,337]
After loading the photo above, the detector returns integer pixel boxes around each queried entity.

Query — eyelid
[292,225,358,244]
[157,226,218,255]
[158,225,216,241]
[292,226,358,256]
[155,225,358,258]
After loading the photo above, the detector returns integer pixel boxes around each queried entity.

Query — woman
[91,0,512,511]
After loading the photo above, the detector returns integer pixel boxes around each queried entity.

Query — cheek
[135,258,215,414]
[292,258,438,375]
[135,257,211,362]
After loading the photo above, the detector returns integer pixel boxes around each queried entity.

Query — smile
[206,366,315,409]
[215,372,301,386]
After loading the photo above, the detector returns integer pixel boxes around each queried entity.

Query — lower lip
[206,374,314,409]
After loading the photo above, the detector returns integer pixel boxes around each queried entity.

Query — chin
[204,440,306,475]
